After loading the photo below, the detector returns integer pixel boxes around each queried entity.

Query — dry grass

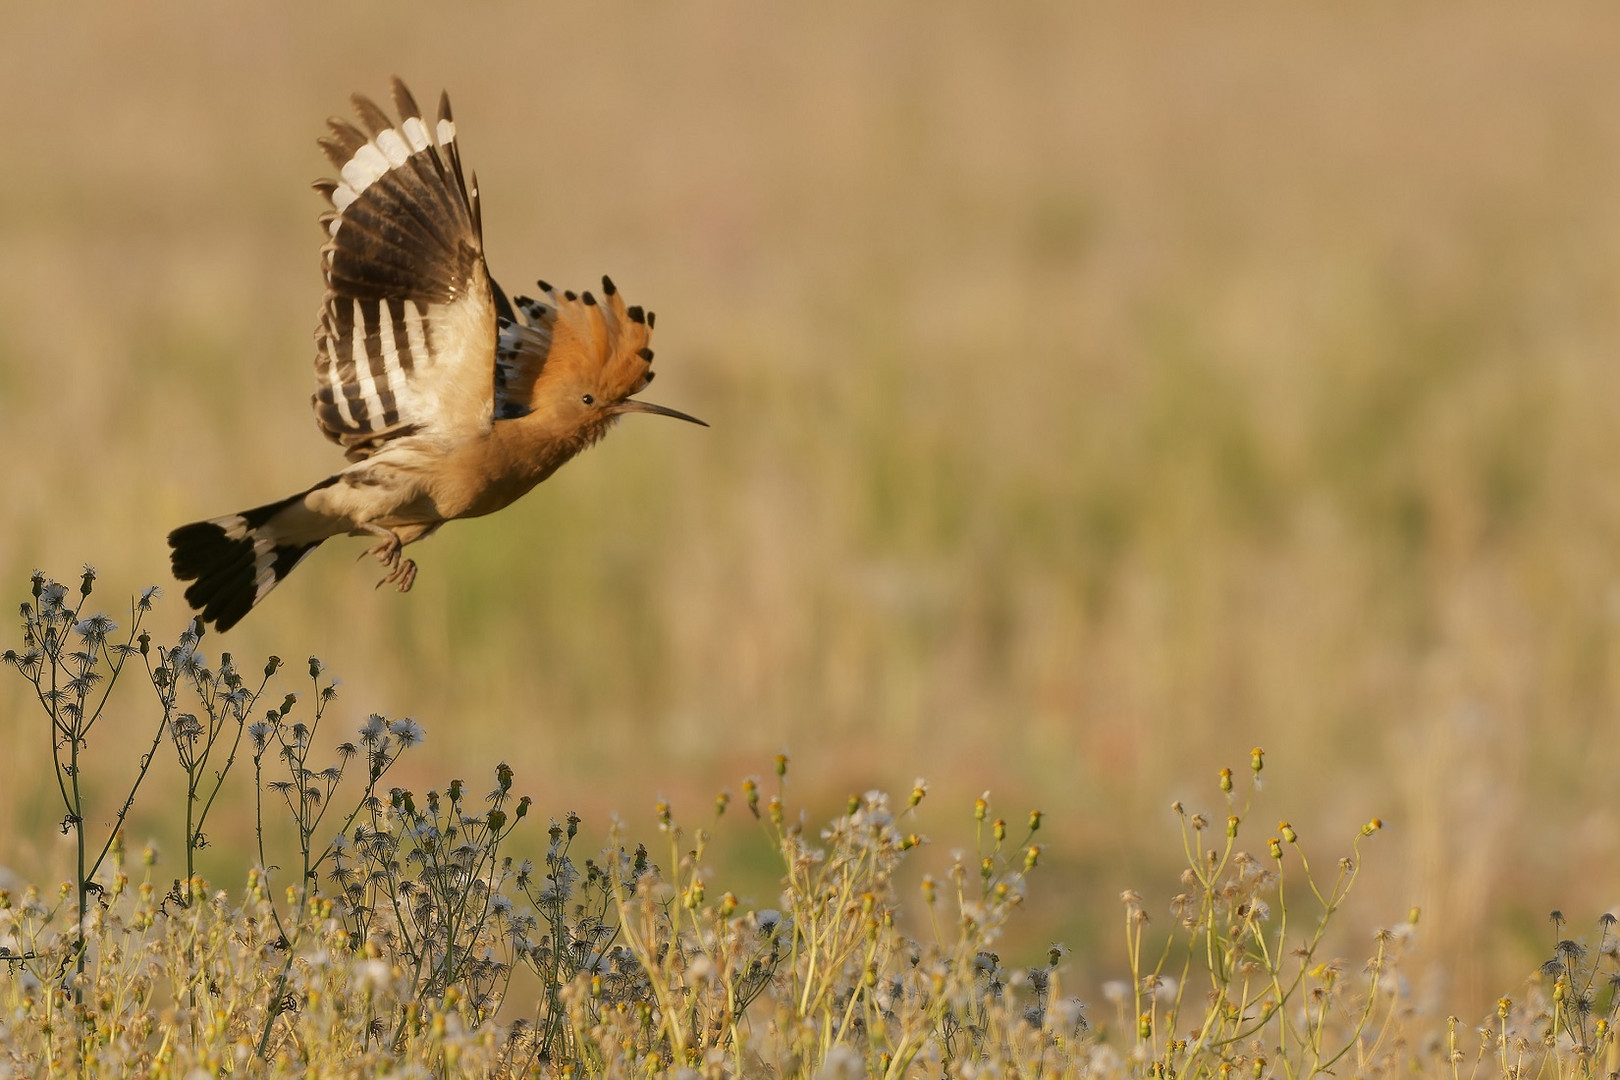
[2,2,1620,1025]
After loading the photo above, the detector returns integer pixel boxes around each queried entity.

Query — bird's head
[505,276,706,440]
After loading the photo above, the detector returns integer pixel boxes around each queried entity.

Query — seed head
[388,717,425,747]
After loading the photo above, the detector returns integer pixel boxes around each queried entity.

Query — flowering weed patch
[0,572,1613,1077]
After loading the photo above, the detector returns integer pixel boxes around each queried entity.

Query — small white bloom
[817,1044,864,1080]
[389,717,425,747]
[354,958,393,994]
[1051,997,1087,1034]
[359,714,386,742]
[74,614,117,643]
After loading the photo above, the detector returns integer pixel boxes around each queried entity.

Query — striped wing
[311,78,499,461]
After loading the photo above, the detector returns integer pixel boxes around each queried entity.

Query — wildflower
[359,714,387,743]
[1051,997,1088,1035]
[388,717,425,747]
[174,643,208,680]
[137,585,161,611]
[40,581,68,614]
[686,955,716,985]
[818,1044,863,1080]
[73,614,118,646]
[354,958,394,995]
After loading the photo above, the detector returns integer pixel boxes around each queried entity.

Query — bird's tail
[168,487,328,632]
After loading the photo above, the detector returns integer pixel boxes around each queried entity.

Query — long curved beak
[616,399,709,427]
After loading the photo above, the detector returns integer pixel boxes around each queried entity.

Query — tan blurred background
[3,4,1620,1015]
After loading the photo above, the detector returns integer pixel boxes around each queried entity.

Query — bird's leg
[356,523,418,593]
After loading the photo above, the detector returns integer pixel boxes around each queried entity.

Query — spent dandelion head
[359,714,387,743]
[388,717,424,747]
[73,614,117,646]
[40,581,68,616]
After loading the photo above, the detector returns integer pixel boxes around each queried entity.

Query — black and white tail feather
[168,484,332,632]
[170,79,502,631]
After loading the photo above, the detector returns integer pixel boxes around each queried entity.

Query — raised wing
[311,78,498,461]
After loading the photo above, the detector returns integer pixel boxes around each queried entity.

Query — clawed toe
[358,526,415,592]
[375,557,417,593]
[362,538,402,567]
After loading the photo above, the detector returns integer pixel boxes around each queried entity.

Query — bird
[168,78,705,632]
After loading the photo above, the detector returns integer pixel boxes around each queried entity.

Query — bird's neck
[491,409,617,483]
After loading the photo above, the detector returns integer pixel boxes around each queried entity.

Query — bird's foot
[359,529,401,567]
[374,557,417,593]
[358,528,416,592]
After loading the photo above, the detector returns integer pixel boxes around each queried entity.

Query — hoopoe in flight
[169,78,705,632]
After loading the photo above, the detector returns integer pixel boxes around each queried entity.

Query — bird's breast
[432,422,585,520]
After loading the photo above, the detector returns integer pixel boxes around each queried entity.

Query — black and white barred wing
[312,78,499,460]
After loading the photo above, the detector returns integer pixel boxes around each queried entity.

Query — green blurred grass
[4,3,1620,1014]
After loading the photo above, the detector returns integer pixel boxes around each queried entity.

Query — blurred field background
[3,4,1620,1019]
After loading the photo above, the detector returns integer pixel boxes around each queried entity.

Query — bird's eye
[581,394,595,406]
